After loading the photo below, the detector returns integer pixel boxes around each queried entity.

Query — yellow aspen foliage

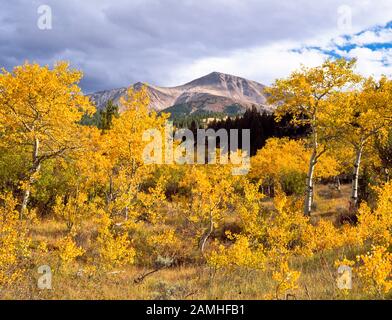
[356,245,392,298]
[0,193,31,286]
[96,211,136,270]
[101,86,169,220]
[331,76,392,207]
[207,233,265,271]
[107,85,168,169]
[235,187,313,260]
[137,176,167,224]
[208,188,308,272]
[236,179,264,238]
[65,126,112,193]
[250,138,308,188]
[265,59,360,215]
[339,224,364,248]
[57,235,85,269]
[53,192,93,232]
[306,219,362,257]
[266,191,312,257]
[0,62,95,216]
[178,164,238,253]
[146,228,182,264]
[357,182,392,245]
[308,220,343,253]
[264,191,359,258]
[269,260,301,300]
[1,59,391,300]
[250,138,339,195]
[37,241,49,254]
[334,257,355,269]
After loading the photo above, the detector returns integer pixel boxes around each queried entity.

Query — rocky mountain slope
[88,72,272,116]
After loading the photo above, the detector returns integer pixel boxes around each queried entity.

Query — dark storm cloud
[0,0,390,92]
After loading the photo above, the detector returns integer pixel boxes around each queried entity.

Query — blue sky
[0,0,391,92]
[290,20,392,71]
[304,21,392,64]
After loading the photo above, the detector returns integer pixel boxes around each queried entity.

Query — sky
[0,0,391,93]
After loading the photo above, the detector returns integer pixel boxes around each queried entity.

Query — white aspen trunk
[335,176,341,191]
[350,146,363,209]
[304,150,316,216]
[200,212,213,254]
[109,174,113,203]
[20,138,41,219]
[304,114,320,217]
[20,188,31,219]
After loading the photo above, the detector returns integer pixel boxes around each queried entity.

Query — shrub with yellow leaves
[145,228,182,266]
[308,220,343,253]
[137,176,167,224]
[101,86,169,221]
[356,182,392,245]
[207,233,265,271]
[236,179,264,238]
[356,245,392,298]
[96,211,136,270]
[208,186,310,272]
[53,192,93,232]
[0,193,31,287]
[250,138,339,196]
[269,259,301,300]
[264,191,313,257]
[178,164,238,254]
[57,235,85,270]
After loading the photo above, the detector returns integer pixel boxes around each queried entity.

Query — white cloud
[347,47,392,77]
[170,43,328,85]
[1,0,392,91]
[163,0,392,86]
[170,22,392,86]
[351,29,392,45]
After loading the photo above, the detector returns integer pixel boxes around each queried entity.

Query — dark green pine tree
[99,100,119,132]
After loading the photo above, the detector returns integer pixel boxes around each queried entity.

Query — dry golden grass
[313,183,351,218]
[2,251,370,300]
[261,183,351,221]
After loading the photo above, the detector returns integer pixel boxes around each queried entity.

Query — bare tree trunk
[304,117,321,217]
[350,146,363,209]
[20,138,41,219]
[105,173,114,206]
[304,150,316,216]
[335,176,341,191]
[20,188,31,219]
[200,212,213,254]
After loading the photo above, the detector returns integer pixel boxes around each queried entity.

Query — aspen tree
[0,62,94,217]
[337,77,392,208]
[266,59,359,215]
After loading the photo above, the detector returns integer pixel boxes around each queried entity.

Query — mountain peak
[182,71,246,88]
[133,81,145,89]
[208,71,226,77]
[89,72,272,114]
